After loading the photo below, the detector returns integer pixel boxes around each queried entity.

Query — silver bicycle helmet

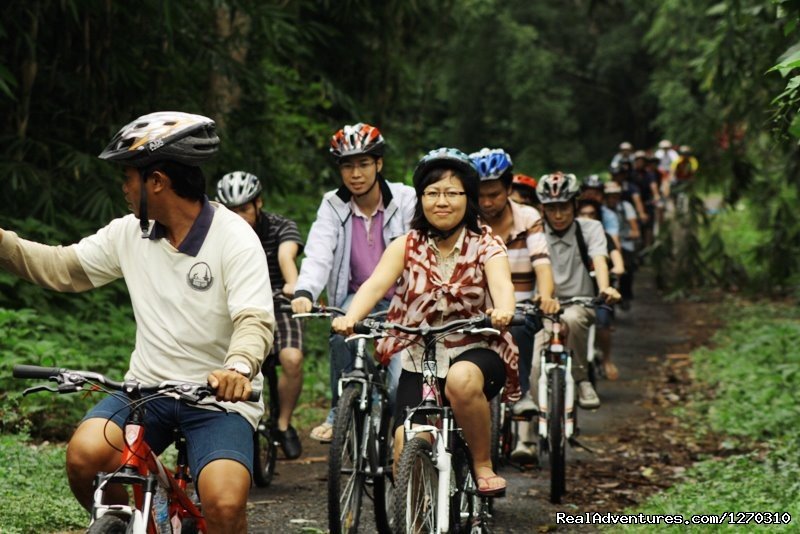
[216,171,262,208]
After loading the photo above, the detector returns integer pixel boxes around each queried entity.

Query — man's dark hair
[144,160,206,201]
[411,166,481,235]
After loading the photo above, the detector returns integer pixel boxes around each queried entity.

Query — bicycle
[517,296,601,503]
[13,364,259,533]
[353,314,514,533]
[286,304,393,534]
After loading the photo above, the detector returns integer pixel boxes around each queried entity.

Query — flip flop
[309,421,333,443]
[476,475,507,498]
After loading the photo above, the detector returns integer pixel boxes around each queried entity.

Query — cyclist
[604,180,640,309]
[670,145,698,186]
[332,147,517,497]
[580,174,621,251]
[631,151,662,250]
[0,112,274,532]
[469,147,558,463]
[216,171,305,459]
[290,122,415,443]
[655,139,678,186]
[509,173,539,208]
[577,198,624,380]
[610,141,634,167]
[525,172,621,410]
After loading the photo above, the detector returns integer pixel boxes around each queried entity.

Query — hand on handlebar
[600,286,621,304]
[487,308,514,329]
[537,296,560,315]
[207,369,253,403]
[291,296,313,314]
[331,316,356,336]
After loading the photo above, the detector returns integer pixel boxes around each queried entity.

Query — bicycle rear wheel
[86,514,129,533]
[548,368,566,504]
[328,386,365,534]
[392,437,437,534]
[369,388,393,534]
[450,440,480,533]
[489,395,502,470]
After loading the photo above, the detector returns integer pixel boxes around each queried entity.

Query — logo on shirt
[187,262,213,291]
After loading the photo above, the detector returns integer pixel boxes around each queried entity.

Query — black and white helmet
[99,111,219,167]
[537,172,581,204]
[215,171,262,208]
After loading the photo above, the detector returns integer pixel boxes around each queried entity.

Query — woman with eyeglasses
[332,147,517,497]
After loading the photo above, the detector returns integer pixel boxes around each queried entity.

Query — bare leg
[197,459,250,534]
[277,347,303,431]
[445,361,504,491]
[66,418,128,510]
[597,328,618,380]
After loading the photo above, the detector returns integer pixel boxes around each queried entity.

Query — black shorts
[393,348,505,431]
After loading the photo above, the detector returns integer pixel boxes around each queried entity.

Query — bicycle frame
[536,321,576,441]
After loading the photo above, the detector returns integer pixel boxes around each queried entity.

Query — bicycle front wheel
[548,368,566,503]
[328,386,366,534]
[392,437,437,534]
[253,415,277,488]
[86,515,129,533]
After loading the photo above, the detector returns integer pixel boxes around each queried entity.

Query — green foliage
[620,302,800,531]
[0,433,86,533]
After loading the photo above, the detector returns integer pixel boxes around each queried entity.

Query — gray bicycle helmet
[537,172,581,204]
[582,174,604,190]
[99,111,219,167]
[216,171,262,208]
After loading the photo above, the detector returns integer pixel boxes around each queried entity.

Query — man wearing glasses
[291,123,415,442]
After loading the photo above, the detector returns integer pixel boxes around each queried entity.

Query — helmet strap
[353,174,379,199]
[138,169,151,239]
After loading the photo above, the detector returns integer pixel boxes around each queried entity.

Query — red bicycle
[13,364,258,534]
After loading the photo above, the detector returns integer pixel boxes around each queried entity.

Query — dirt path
[246,269,711,533]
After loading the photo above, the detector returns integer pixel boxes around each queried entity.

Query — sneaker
[510,441,536,465]
[577,381,601,409]
[511,396,537,416]
[274,425,302,459]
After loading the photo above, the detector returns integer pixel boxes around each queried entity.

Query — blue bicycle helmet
[469,148,513,182]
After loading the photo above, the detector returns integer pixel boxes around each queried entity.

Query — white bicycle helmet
[216,172,262,208]
[537,172,581,204]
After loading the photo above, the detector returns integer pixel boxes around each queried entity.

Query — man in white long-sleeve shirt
[0,112,274,533]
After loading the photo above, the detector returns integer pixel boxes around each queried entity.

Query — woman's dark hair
[577,198,602,220]
[411,166,481,236]
[145,160,206,201]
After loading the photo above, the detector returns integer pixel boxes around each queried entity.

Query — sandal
[603,361,620,381]
[309,421,333,443]
[476,474,507,498]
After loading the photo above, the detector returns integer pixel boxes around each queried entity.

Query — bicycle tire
[548,367,566,504]
[370,388,393,534]
[391,437,437,534]
[489,395,502,471]
[253,415,277,488]
[450,439,480,533]
[86,514,129,533]
[328,386,365,534]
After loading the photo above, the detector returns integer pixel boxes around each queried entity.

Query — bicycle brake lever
[461,327,501,336]
[22,384,60,396]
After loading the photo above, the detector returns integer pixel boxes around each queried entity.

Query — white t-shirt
[73,201,273,427]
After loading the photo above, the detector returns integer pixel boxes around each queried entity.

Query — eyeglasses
[422,190,467,201]
[339,160,375,174]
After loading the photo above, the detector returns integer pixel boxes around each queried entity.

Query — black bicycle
[252,355,280,487]
[286,304,393,534]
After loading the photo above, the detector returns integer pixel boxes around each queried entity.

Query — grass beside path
[617,299,800,532]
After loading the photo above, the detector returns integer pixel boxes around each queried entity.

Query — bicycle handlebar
[353,313,526,337]
[12,365,261,402]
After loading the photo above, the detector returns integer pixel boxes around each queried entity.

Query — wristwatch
[225,361,251,377]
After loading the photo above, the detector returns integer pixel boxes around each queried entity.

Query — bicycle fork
[537,358,576,439]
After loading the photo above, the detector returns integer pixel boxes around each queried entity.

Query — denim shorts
[83,394,254,481]
[595,304,614,329]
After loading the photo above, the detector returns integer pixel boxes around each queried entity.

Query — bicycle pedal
[568,436,595,454]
